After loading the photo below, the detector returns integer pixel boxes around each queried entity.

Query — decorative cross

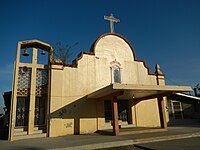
[104,13,120,33]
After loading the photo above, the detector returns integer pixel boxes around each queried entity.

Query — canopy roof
[175,93,200,101]
[87,84,192,100]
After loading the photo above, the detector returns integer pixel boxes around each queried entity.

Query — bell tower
[9,40,53,141]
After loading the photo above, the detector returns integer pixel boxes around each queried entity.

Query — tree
[52,42,78,64]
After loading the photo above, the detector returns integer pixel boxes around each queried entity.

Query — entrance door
[104,100,128,122]
[34,96,46,126]
[105,100,112,122]
[16,97,29,127]
[118,100,128,121]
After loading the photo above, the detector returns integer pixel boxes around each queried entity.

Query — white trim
[176,93,200,101]
[110,60,122,84]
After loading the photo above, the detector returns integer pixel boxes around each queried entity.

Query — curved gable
[91,33,135,61]
[70,33,154,75]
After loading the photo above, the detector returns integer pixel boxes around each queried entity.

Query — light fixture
[22,48,29,56]
[41,50,45,55]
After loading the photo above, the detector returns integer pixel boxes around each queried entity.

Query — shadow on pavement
[0,126,8,140]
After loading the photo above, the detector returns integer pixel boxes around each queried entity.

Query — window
[114,68,121,83]
[111,66,121,83]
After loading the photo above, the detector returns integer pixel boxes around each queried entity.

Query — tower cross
[104,13,120,33]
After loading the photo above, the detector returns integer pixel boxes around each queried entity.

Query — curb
[50,132,200,150]
[51,140,134,150]
[132,132,200,144]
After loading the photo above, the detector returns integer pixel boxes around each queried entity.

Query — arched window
[114,68,121,83]
[111,66,121,83]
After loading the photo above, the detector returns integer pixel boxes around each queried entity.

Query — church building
[8,14,192,141]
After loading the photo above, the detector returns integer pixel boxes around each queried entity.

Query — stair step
[14,131,27,136]
[14,133,47,141]
[102,121,135,130]
[14,128,26,132]
[34,126,46,131]
[120,124,136,128]
[14,126,46,137]
[34,130,44,134]
[14,129,45,135]
[119,121,128,125]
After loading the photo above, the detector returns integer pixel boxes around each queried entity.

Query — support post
[158,97,167,128]
[47,57,52,137]
[8,42,21,141]
[28,48,37,134]
[155,64,167,128]
[111,96,119,135]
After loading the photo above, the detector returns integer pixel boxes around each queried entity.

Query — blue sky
[0,0,200,113]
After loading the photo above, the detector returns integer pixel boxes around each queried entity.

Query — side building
[167,93,200,124]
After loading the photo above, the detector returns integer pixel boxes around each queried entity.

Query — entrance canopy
[87,84,192,100]
[87,83,192,136]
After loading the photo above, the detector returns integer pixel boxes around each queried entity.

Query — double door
[16,97,29,127]
[104,100,128,122]
[15,96,46,127]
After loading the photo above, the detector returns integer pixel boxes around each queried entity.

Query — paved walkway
[134,137,200,150]
[0,123,200,150]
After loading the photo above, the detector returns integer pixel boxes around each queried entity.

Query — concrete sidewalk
[0,123,200,150]
[134,137,200,150]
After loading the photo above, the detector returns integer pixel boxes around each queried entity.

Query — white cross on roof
[104,13,120,33]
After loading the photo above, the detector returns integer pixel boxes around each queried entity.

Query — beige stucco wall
[95,35,134,62]
[49,34,163,137]
[135,99,161,127]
